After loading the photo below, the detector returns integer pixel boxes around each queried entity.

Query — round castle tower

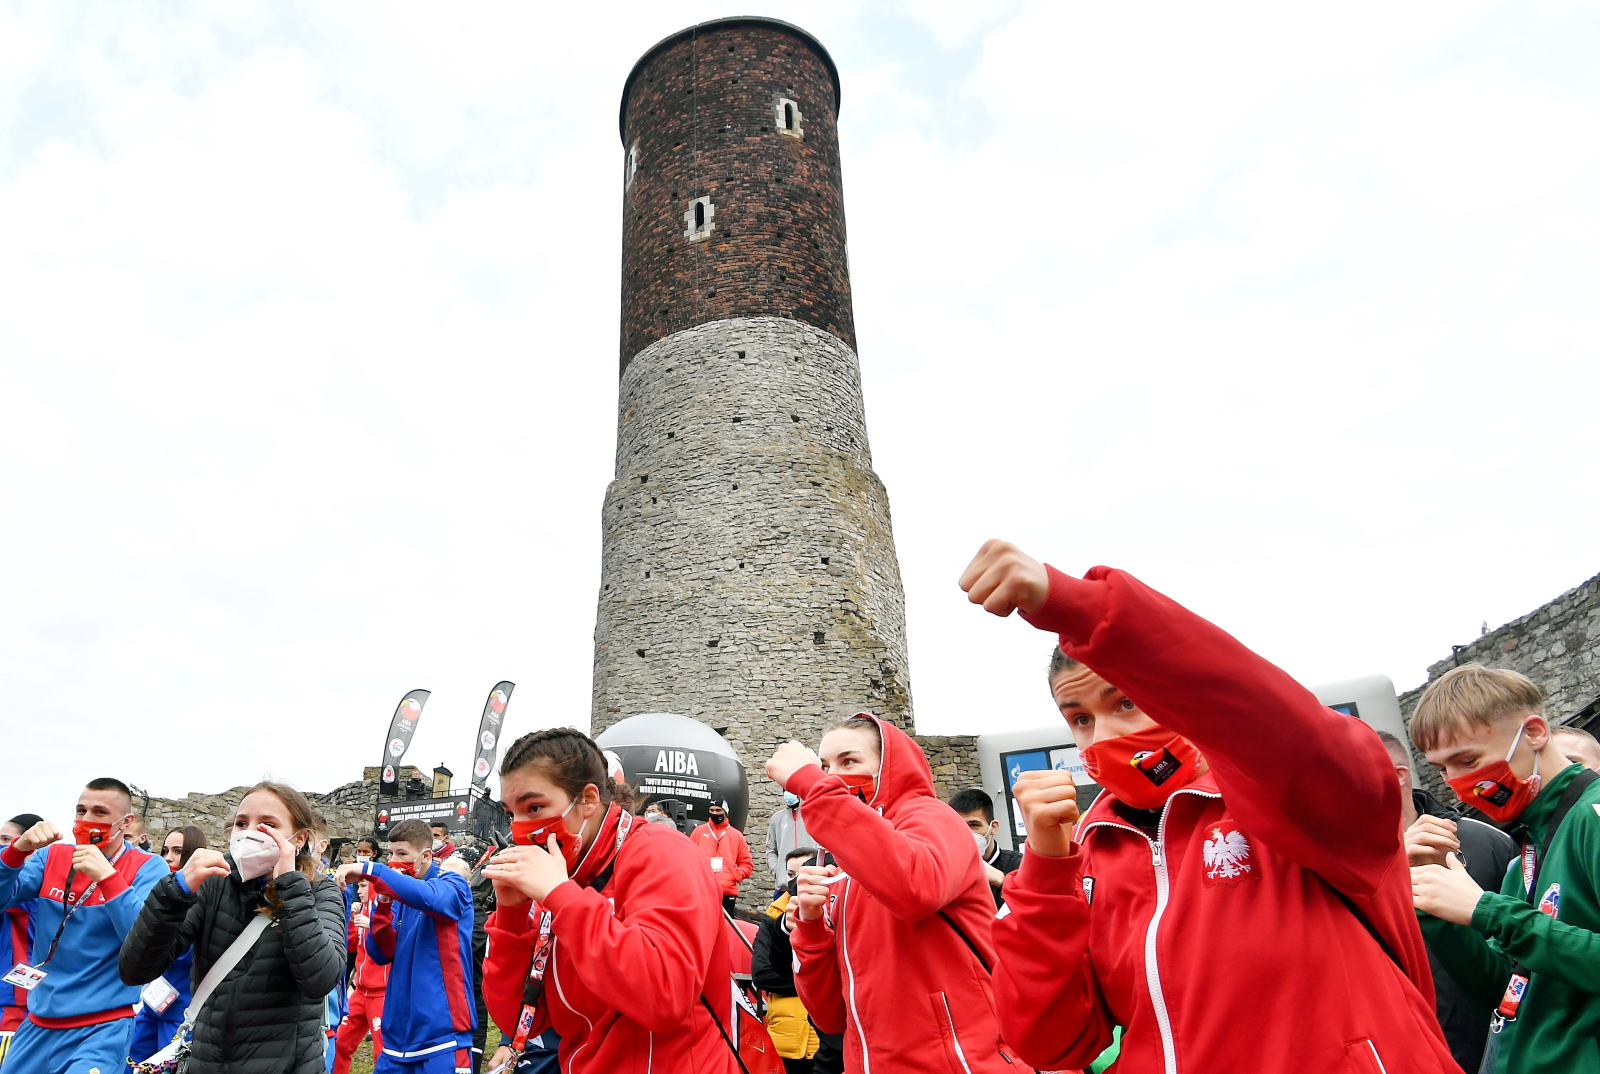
[593,18,913,831]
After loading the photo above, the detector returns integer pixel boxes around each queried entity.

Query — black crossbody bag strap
[1509,767,1598,982]
[939,909,993,975]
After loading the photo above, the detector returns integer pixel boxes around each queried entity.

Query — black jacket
[984,844,1024,909]
[1413,788,1519,1074]
[119,858,347,1074]
[750,891,798,996]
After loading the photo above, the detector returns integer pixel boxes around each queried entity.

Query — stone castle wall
[1400,570,1600,800]
[132,769,422,846]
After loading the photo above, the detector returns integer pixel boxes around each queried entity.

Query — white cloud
[2,2,1597,819]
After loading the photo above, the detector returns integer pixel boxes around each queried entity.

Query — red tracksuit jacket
[484,804,740,1074]
[689,822,754,897]
[994,565,1460,1073]
[787,715,1025,1073]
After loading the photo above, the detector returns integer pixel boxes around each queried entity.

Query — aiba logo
[654,750,700,775]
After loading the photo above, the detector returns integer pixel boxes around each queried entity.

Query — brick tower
[593,18,913,842]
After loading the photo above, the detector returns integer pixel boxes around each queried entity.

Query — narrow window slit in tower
[736,351,745,359]
[694,202,705,229]
[636,648,646,657]
[784,103,794,129]
[792,415,800,422]
[821,557,829,565]
[666,431,675,439]
[708,639,719,647]
[814,631,826,645]
[640,475,648,483]
[651,497,657,504]
[732,416,742,423]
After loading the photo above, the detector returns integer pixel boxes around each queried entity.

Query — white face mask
[973,831,989,854]
[431,839,444,853]
[230,829,281,881]
[356,853,372,863]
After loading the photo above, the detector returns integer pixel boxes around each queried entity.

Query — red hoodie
[993,565,1460,1074]
[787,714,1026,1074]
[484,804,740,1074]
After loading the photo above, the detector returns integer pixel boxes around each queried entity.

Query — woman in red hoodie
[481,728,739,1074]
[764,713,1025,1073]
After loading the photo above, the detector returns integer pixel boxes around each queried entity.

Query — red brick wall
[619,20,855,373]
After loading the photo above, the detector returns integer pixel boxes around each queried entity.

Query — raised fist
[958,540,1050,618]
[14,821,61,855]
[1011,769,1080,858]
[765,740,822,789]
[793,863,838,922]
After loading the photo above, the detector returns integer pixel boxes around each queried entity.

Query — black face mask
[786,877,799,897]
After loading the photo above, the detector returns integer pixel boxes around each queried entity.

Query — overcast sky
[4,1,1598,822]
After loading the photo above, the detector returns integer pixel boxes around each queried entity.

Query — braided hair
[500,728,635,812]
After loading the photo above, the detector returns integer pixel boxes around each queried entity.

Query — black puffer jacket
[119,857,347,1074]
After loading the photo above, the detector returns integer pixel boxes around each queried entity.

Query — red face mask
[510,801,583,871]
[1446,719,1543,823]
[835,771,878,803]
[74,820,115,847]
[1082,725,1203,810]
[387,860,415,877]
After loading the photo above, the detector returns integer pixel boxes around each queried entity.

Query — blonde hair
[1411,664,1543,752]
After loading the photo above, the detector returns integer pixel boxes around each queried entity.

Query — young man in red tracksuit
[335,819,475,1074]
[334,879,389,1074]
[959,540,1460,1074]
[690,800,753,914]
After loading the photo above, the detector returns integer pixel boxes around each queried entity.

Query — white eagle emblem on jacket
[1203,826,1253,881]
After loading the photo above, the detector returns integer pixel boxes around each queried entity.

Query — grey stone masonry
[592,315,913,880]
[134,775,389,848]
[1400,570,1600,801]
[915,735,983,801]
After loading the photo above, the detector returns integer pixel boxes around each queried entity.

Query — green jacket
[1420,763,1600,1073]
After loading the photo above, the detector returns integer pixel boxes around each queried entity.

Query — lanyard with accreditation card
[5,841,128,991]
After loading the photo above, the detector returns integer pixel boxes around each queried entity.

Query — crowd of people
[2,539,1599,1074]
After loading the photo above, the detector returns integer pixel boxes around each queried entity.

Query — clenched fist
[14,821,60,855]
[1011,770,1080,858]
[793,863,839,922]
[958,540,1050,618]
[73,843,116,882]
[765,740,822,789]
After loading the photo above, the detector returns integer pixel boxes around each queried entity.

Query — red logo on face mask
[1445,719,1543,823]
[73,820,113,846]
[388,860,415,877]
[1083,726,1202,810]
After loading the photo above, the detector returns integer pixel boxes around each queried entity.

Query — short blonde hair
[1411,664,1543,752]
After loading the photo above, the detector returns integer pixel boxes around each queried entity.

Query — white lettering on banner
[653,750,700,775]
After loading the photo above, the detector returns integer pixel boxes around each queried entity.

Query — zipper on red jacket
[836,878,873,1074]
[1079,786,1221,1074]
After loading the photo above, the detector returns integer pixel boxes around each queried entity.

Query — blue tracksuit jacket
[0,840,166,1020]
[361,860,476,1059]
